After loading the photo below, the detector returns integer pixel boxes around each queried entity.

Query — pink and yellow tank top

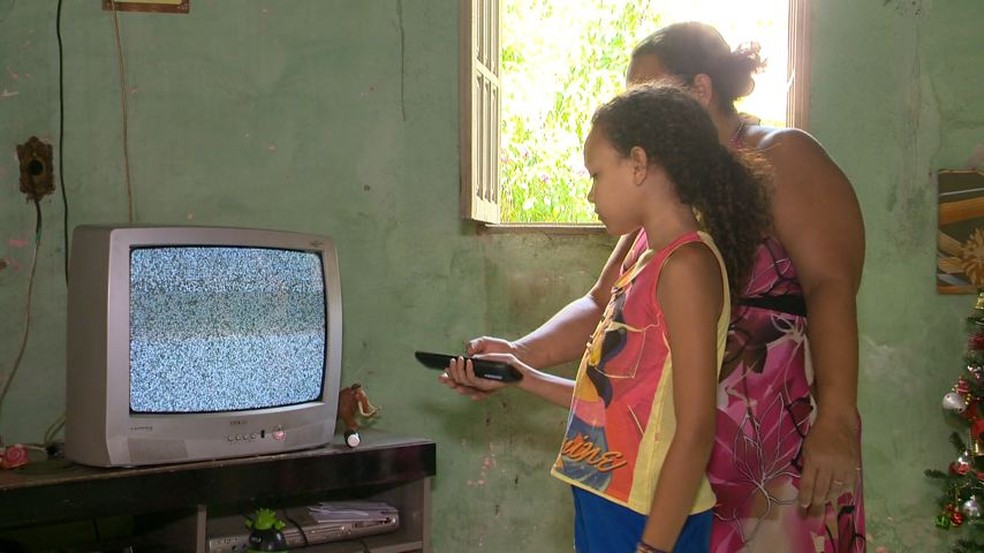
[550,230,729,515]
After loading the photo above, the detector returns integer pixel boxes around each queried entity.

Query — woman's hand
[465,336,519,357]
[798,410,860,509]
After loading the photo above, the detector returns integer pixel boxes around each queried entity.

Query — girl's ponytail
[692,146,772,298]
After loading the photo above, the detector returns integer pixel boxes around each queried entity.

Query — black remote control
[414,351,523,383]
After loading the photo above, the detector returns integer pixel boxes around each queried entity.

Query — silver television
[65,224,343,467]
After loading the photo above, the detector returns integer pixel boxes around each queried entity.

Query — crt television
[65,224,343,467]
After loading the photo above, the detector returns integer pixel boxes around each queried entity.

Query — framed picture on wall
[102,0,189,14]
[937,169,984,293]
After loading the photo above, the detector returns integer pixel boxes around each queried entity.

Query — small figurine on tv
[245,508,288,553]
[337,382,379,448]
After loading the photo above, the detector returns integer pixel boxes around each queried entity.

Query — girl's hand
[437,371,491,400]
[437,337,520,400]
[439,353,529,399]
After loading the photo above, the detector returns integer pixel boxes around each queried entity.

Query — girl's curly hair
[591,84,772,297]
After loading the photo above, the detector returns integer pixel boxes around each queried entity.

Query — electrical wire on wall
[0,201,44,435]
[19,0,137,454]
[4,106,58,453]
[0,0,138,453]
[109,0,135,223]
[56,0,69,284]
[23,0,74,454]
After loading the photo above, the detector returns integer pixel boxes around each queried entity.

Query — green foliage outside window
[499,0,664,223]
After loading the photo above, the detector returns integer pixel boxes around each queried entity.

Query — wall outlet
[16,136,54,202]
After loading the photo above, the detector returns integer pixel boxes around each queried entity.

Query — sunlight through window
[499,0,789,224]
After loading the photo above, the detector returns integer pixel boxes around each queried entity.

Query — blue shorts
[571,486,711,552]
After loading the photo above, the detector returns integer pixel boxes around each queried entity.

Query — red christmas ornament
[970,333,984,350]
[951,461,972,475]
[963,402,980,421]
[957,378,972,394]
[952,511,966,526]
[972,418,984,440]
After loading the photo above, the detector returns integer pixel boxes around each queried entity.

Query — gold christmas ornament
[974,438,984,457]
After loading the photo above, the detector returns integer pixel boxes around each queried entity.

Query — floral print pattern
[708,236,866,552]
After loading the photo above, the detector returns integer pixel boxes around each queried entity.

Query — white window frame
[787,0,811,129]
[459,0,501,224]
[461,0,812,224]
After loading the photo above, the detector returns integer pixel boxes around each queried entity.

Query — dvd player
[207,501,399,553]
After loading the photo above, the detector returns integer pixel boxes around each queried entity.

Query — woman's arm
[639,243,721,550]
[442,231,640,400]
[476,231,640,368]
[759,128,865,508]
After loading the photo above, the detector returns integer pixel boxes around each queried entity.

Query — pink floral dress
[627,233,866,552]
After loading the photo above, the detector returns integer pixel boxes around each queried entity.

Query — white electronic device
[206,501,399,553]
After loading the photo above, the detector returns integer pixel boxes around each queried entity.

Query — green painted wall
[0,1,980,551]
[811,0,983,550]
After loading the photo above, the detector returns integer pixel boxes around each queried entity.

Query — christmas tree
[925,291,984,552]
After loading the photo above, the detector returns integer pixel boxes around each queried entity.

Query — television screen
[129,246,327,414]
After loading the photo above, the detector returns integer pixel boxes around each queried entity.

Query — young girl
[444,84,771,552]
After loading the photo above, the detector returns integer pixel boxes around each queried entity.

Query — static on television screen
[129,247,327,413]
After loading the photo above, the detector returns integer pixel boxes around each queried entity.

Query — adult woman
[444,22,866,552]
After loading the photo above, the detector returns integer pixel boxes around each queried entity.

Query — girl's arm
[760,128,865,507]
[639,243,722,551]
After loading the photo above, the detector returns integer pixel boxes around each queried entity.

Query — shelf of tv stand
[0,430,435,552]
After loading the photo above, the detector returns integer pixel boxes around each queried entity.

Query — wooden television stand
[0,430,435,552]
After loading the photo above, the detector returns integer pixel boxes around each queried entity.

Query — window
[460,0,811,225]
[459,0,501,224]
